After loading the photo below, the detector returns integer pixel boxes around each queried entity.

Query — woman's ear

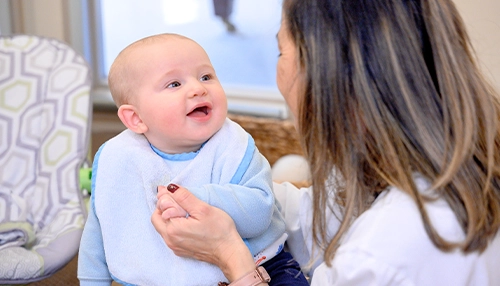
[117,104,148,134]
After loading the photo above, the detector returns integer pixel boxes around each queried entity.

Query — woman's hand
[151,184,257,282]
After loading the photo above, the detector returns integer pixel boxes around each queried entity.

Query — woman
[152,0,500,284]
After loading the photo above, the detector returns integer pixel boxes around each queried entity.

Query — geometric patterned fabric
[0,35,92,284]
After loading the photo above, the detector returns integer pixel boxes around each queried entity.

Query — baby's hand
[157,190,188,221]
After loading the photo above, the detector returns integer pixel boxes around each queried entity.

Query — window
[89,0,288,118]
[6,0,499,119]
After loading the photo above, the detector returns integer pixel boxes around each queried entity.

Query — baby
[78,33,307,286]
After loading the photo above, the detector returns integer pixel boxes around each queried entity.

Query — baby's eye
[167,81,181,88]
[200,74,211,81]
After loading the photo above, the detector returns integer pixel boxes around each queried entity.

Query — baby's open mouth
[187,106,209,117]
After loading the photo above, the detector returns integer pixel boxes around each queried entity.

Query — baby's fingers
[156,185,171,199]
[157,196,173,212]
[161,208,188,220]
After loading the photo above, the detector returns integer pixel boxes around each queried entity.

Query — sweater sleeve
[273,181,343,279]
[77,147,112,286]
[77,194,112,285]
[188,148,275,238]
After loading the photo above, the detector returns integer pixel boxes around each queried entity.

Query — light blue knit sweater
[78,118,286,286]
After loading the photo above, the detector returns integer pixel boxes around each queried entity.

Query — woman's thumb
[159,183,202,215]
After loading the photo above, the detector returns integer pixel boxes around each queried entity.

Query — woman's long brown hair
[284,0,500,266]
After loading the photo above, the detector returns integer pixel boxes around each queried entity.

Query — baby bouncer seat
[0,35,92,283]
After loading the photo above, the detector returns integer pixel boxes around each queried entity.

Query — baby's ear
[117,104,148,134]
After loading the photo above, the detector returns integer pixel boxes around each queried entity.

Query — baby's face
[127,37,228,154]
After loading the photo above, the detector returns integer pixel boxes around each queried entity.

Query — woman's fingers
[152,183,257,280]
[159,184,212,218]
[153,184,237,261]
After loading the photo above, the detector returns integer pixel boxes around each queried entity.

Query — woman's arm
[152,185,267,284]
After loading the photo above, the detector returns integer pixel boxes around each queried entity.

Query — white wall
[454,0,500,91]
[9,0,68,41]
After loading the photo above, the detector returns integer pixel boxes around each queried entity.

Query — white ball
[271,154,311,182]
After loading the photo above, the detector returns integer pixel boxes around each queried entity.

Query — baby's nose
[188,81,208,97]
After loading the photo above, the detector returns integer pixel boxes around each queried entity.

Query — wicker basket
[228,113,304,166]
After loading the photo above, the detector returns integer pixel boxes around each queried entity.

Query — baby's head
[108,33,228,154]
